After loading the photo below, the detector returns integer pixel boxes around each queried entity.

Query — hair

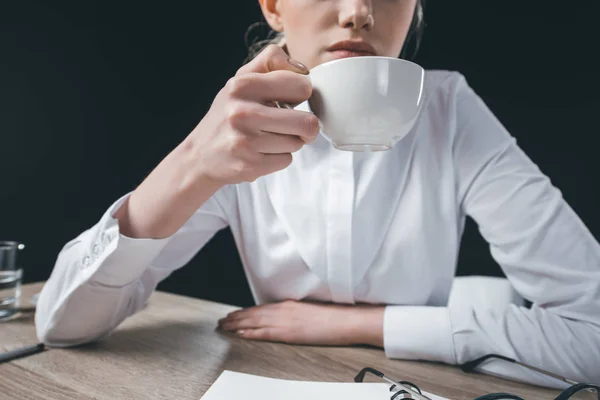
[244,0,425,63]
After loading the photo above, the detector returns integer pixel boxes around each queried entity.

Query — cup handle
[273,101,294,110]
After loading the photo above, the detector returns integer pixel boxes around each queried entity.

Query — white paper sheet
[200,370,450,400]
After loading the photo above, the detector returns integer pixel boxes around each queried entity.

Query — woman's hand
[115,45,320,239]
[189,44,320,186]
[218,300,385,347]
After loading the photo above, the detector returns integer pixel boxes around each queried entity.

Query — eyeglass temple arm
[354,367,384,383]
[354,367,433,400]
[556,383,600,400]
[460,354,517,372]
[461,355,578,386]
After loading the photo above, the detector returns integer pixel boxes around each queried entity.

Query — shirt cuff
[383,306,457,365]
[80,193,174,287]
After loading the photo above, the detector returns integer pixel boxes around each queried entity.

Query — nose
[339,0,374,31]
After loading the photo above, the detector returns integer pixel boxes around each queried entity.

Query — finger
[220,315,271,332]
[219,313,250,325]
[255,153,294,176]
[236,327,289,343]
[222,301,287,321]
[253,132,305,154]
[221,306,265,322]
[230,103,319,143]
[255,105,320,143]
[220,308,254,322]
[236,44,308,76]
[227,70,312,105]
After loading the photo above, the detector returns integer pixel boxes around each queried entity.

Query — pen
[0,343,45,364]
[2,306,36,313]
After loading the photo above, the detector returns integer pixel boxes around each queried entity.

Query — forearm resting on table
[347,306,385,347]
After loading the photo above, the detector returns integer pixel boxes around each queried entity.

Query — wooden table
[0,283,561,400]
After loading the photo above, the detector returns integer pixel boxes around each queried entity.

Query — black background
[1,1,598,308]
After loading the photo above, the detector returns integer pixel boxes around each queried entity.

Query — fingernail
[288,57,308,73]
[237,330,246,335]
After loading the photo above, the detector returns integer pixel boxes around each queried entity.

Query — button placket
[325,149,355,304]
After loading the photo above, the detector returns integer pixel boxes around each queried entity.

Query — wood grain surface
[0,283,562,400]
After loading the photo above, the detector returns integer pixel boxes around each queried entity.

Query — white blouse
[35,70,600,388]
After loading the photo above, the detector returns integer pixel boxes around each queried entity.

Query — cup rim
[309,55,423,74]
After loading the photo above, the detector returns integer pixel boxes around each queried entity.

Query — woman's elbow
[35,310,109,348]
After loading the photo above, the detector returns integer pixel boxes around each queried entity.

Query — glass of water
[0,241,25,321]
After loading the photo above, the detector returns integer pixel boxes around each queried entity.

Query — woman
[35,0,600,388]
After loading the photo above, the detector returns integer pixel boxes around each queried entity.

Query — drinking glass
[0,241,25,321]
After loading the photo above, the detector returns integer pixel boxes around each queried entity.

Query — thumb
[236,44,308,76]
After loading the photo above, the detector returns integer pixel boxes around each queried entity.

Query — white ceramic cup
[306,56,425,151]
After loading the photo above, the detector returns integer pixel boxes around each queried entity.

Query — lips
[326,40,377,56]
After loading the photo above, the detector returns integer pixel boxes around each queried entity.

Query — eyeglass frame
[354,367,432,400]
[354,366,599,400]
[460,354,579,387]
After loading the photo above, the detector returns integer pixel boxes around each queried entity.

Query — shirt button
[93,244,102,256]
[82,256,91,268]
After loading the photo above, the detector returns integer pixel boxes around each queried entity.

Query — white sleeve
[35,186,235,347]
[383,73,600,388]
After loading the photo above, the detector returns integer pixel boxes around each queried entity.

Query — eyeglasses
[460,354,579,386]
[354,366,600,400]
[354,367,433,400]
